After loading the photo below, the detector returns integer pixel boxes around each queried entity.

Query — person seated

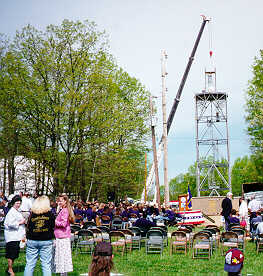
[84,204,97,222]
[121,206,129,222]
[97,203,105,216]
[101,206,113,224]
[255,221,263,244]
[133,212,156,237]
[251,211,263,240]
[164,208,177,226]
[251,211,262,225]
[114,207,122,217]
[137,203,144,217]
[74,203,84,223]
[128,206,140,218]
[228,209,240,229]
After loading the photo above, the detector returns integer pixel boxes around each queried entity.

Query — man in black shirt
[222,192,233,230]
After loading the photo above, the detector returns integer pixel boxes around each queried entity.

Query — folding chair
[109,231,126,256]
[206,224,218,229]
[0,228,6,256]
[111,216,123,230]
[89,228,103,244]
[256,233,263,253]
[98,226,110,242]
[192,232,211,259]
[82,221,97,229]
[75,229,95,255]
[101,215,111,228]
[221,231,238,255]
[231,228,245,251]
[203,228,217,251]
[119,229,133,251]
[70,225,81,250]
[178,227,192,248]
[146,229,164,255]
[150,226,168,246]
[228,223,240,231]
[170,231,187,255]
[128,227,142,250]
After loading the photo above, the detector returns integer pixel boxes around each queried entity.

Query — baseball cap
[94,242,112,256]
[224,248,244,273]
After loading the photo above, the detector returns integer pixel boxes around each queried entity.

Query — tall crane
[142,16,210,201]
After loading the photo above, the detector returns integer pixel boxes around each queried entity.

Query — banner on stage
[177,210,205,225]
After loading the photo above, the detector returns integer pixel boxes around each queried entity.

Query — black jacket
[26,211,55,240]
[221,197,232,217]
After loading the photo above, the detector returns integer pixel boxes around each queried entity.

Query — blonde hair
[31,195,51,214]
[59,194,75,224]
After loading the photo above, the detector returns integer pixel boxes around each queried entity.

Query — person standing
[4,195,26,276]
[221,192,233,230]
[239,196,248,230]
[53,194,75,276]
[24,195,55,276]
[20,192,32,223]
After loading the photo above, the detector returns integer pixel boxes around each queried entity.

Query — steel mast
[141,16,210,201]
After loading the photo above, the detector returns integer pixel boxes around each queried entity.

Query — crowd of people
[1,191,181,275]
[221,192,263,238]
[1,190,262,275]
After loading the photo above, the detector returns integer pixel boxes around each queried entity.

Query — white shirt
[248,199,261,212]
[4,207,25,243]
[239,200,248,218]
[256,222,263,235]
[19,196,32,212]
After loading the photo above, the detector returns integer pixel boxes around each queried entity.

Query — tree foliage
[245,50,263,182]
[231,155,260,195]
[0,20,150,199]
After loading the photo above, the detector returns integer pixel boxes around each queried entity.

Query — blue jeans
[24,239,53,276]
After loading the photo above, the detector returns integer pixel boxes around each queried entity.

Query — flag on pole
[187,184,192,209]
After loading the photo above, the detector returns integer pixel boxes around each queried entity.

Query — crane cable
[208,19,213,58]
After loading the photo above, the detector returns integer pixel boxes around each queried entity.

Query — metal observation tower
[195,69,231,196]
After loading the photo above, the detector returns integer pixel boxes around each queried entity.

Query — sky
[1,0,262,185]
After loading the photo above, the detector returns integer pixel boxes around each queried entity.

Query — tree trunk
[8,156,15,194]
[3,158,7,194]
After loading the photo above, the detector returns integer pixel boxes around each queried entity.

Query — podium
[178,194,189,211]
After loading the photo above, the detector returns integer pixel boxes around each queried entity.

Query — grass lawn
[1,229,262,275]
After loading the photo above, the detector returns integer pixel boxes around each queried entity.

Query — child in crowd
[228,209,240,228]
[89,242,114,276]
[224,248,244,276]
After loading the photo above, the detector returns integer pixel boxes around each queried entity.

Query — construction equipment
[141,16,210,201]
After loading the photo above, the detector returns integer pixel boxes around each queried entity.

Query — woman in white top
[239,196,248,230]
[4,195,26,276]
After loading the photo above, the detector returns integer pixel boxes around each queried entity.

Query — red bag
[240,220,246,227]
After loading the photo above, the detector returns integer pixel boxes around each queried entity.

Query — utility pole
[161,50,169,207]
[149,96,161,209]
[141,16,210,201]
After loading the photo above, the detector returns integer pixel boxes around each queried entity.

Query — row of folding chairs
[177,225,245,259]
[75,215,136,230]
[170,224,221,259]
[71,226,144,256]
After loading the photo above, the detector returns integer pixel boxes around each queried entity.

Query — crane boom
[142,16,210,201]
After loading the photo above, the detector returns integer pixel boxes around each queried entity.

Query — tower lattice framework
[195,70,231,196]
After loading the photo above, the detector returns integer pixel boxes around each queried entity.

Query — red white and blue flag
[187,184,192,209]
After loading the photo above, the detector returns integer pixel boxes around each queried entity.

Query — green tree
[0,20,150,197]
[245,50,263,182]
[231,155,260,195]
